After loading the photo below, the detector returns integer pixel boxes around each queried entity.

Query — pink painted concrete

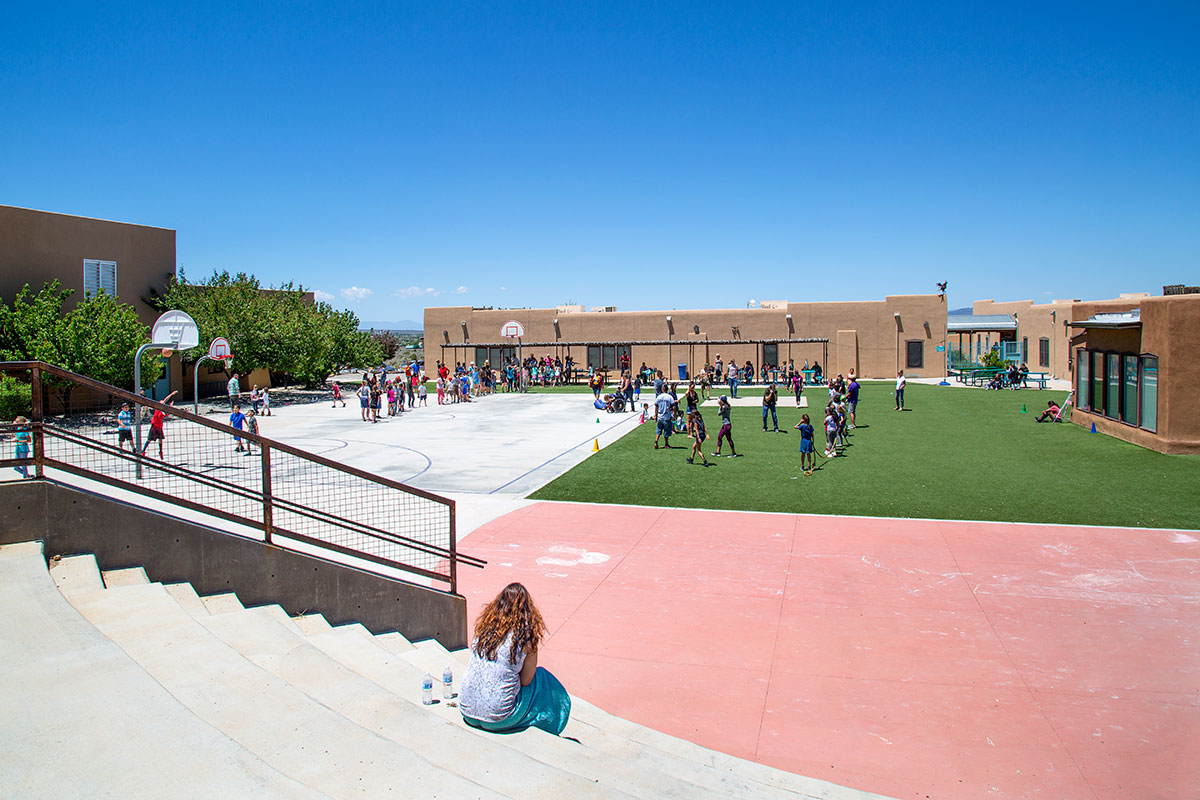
[459,504,1200,799]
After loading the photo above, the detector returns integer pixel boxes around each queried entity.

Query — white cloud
[340,286,373,302]
[393,286,439,298]
[313,289,335,302]
[499,286,508,291]
[452,285,468,294]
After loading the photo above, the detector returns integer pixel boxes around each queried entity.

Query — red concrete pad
[458,502,1200,799]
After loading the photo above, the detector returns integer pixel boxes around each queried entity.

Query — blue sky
[3,2,1197,324]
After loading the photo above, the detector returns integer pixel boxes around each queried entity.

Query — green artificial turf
[530,382,1200,529]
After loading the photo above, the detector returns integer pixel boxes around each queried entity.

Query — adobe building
[0,205,268,401]
[426,294,949,381]
[1066,292,1200,454]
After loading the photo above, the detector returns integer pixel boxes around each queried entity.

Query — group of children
[642,371,859,476]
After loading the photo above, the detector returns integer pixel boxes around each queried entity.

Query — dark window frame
[1038,338,1050,368]
[905,339,924,369]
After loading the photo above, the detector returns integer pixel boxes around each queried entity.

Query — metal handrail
[0,361,484,591]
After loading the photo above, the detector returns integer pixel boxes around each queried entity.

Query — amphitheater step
[197,605,634,800]
[201,591,245,615]
[1,542,322,799]
[101,566,150,588]
[47,553,104,596]
[164,582,211,617]
[293,612,332,635]
[61,580,508,799]
[373,630,416,654]
[291,619,743,799]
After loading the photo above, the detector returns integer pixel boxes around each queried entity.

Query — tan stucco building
[426,294,949,382]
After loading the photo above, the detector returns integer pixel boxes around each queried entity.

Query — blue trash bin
[677,363,687,381]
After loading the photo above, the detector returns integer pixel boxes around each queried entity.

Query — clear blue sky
[4,2,1197,324]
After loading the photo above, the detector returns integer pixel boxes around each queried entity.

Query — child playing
[794,413,815,475]
[261,387,271,416]
[12,416,31,478]
[230,403,247,452]
[418,380,428,406]
[115,402,133,451]
[685,408,711,466]
[711,395,738,457]
[823,404,839,457]
[332,381,346,408]
[244,408,259,455]
[141,390,179,459]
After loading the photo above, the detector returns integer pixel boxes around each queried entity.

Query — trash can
[677,363,688,381]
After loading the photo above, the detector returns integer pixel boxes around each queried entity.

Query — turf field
[530,382,1200,529]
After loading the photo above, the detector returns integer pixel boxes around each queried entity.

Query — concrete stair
[6,541,894,799]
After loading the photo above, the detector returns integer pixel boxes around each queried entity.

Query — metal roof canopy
[1068,310,1142,330]
[947,314,1017,333]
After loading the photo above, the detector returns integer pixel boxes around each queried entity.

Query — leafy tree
[151,270,380,386]
[0,281,161,412]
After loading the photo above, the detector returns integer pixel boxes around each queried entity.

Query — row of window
[1075,348,1157,433]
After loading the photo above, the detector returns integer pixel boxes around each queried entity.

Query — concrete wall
[0,480,467,648]
[1067,294,1200,454]
[425,294,948,380]
[0,205,176,328]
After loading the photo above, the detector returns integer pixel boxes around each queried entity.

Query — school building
[427,289,1200,454]
[0,205,267,400]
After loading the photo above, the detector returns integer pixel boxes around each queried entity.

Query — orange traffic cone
[592,438,599,452]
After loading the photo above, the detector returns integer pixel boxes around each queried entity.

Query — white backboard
[208,336,232,359]
[500,320,525,338]
[151,310,200,349]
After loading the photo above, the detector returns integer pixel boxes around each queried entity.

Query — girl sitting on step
[458,583,571,735]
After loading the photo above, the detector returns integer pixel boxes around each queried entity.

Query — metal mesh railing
[0,362,481,591]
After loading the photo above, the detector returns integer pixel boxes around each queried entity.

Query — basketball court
[456,501,1200,800]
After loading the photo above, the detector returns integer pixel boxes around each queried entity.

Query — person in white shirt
[895,370,906,411]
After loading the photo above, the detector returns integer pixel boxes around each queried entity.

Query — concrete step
[164,582,211,617]
[293,612,332,635]
[200,591,244,615]
[414,643,886,799]
[101,566,150,588]
[373,631,416,654]
[292,621,735,799]
[1,542,322,799]
[199,605,633,800]
[62,580,506,799]
[47,553,105,597]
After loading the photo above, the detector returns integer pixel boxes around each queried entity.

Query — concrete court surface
[457,502,1200,800]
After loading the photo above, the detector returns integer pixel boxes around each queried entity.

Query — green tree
[151,270,380,386]
[372,330,401,361]
[0,281,161,412]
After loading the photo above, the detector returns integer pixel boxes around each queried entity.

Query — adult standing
[847,375,860,428]
[894,370,906,411]
[762,382,780,432]
[227,372,240,410]
[653,387,676,449]
[726,360,739,399]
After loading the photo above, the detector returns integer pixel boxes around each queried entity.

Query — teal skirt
[461,667,571,735]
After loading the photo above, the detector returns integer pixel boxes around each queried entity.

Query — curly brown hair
[472,582,547,664]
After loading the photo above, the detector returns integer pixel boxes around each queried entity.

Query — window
[1091,351,1105,415]
[762,343,778,368]
[905,340,924,369]
[1140,356,1158,433]
[83,260,117,298]
[587,345,629,371]
[1022,337,1028,363]
[1076,348,1088,411]
[1105,353,1120,420]
[1039,338,1050,368]
[1121,355,1138,425]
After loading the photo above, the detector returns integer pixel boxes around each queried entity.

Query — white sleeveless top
[458,633,524,722]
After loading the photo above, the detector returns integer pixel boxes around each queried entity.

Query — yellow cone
[592,438,600,452]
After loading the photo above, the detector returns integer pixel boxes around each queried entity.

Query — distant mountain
[359,320,423,333]
[948,307,972,315]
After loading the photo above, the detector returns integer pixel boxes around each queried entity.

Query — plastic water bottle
[421,673,434,705]
[442,666,454,700]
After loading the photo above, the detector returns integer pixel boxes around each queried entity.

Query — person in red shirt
[141,390,179,459]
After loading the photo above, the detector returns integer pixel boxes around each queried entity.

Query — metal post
[30,366,44,479]
[133,342,153,479]
[448,501,458,595]
[193,355,213,415]
[261,444,273,546]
